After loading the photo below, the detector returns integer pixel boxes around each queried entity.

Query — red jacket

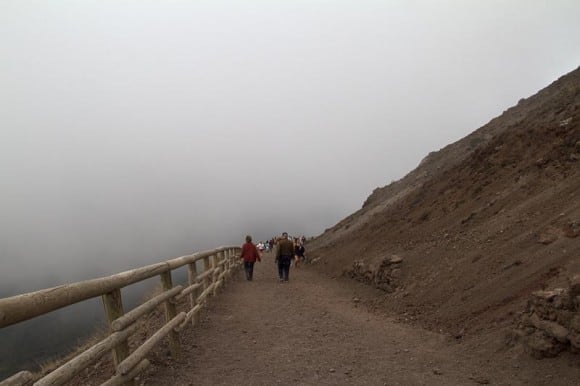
[241,242,261,262]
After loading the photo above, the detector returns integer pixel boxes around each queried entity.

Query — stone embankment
[345,254,403,292]
[511,275,580,358]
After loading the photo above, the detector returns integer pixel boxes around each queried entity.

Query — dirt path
[140,253,576,385]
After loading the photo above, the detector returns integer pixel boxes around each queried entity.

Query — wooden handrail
[33,324,139,386]
[0,245,242,386]
[111,286,184,332]
[0,247,231,328]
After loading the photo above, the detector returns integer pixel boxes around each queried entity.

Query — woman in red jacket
[240,235,261,281]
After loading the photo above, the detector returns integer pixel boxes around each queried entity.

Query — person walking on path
[294,241,305,268]
[240,235,261,281]
[276,232,294,282]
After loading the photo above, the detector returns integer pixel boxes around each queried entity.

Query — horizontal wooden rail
[117,312,186,375]
[0,371,33,386]
[34,324,139,386]
[195,268,216,283]
[0,262,168,328]
[111,286,184,332]
[175,282,203,301]
[0,245,243,386]
[0,247,228,328]
[177,304,203,331]
[101,359,150,386]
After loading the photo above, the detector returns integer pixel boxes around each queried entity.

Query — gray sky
[1,0,579,291]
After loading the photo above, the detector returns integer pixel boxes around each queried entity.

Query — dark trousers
[244,261,255,281]
[277,256,291,281]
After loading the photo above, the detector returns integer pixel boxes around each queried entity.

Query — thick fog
[1,1,579,294]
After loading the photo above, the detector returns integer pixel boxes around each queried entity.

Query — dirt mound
[309,66,580,351]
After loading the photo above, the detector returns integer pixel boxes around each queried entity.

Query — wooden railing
[0,246,241,386]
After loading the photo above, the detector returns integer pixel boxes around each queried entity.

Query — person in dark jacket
[240,235,261,281]
[294,242,305,268]
[276,232,294,282]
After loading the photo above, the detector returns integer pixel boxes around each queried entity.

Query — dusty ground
[138,252,580,386]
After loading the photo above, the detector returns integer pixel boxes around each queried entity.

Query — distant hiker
[276,232,294,282]
[294,242,305,268]
[240,235,261,281]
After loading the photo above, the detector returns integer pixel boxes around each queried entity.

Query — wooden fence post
[160,270,181,358]
[203,255,211,293]
[224,249,230,279]
[211,252,219,296]
[231,248,238,275]
[102,289,133,385]
[187,262,199,326]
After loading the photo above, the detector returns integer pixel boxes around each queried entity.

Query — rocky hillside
[309,66,580,353]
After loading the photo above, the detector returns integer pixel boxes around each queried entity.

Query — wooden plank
[34,324,138,386]
[117,313,186,375]
[111,285,183,332]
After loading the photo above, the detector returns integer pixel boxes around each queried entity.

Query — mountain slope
[309,66,580,339]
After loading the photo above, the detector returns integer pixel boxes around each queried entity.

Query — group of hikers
[240,232,307,282]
